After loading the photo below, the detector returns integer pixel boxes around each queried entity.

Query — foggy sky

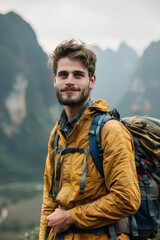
[0,0,160,55]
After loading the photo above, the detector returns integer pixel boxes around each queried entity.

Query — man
[39,39,140,240]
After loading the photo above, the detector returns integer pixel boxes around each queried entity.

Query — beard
[55,86,90,107]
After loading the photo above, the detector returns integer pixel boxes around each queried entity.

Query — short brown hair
[49,39,97,77]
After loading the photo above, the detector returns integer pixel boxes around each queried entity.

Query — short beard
[56,88,90,107]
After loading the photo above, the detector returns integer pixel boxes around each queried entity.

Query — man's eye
[74,73,83,79]
[59,73,68,79]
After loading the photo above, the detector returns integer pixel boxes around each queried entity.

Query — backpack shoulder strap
[89,113,115,177]
[89,113,124,240]
[53,130,59,151]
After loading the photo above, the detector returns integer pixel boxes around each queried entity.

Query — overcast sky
[0,0,160,56]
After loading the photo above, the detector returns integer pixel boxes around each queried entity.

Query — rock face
[118,41,160,118]
[0,11,59,183]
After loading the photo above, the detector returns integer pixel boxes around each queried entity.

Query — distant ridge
[118,40,160,118]
[92,42,139,109]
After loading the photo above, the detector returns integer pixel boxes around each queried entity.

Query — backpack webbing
[49,135,90,199]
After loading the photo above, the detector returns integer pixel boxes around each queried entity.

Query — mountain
[91,43,139,109]
[0,11,159,183]
[118,41,160,118]
[0,12,60,183]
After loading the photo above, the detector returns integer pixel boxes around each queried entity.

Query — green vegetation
[0,182,43,203]
[19,226,39,240]
[0,182,42,240]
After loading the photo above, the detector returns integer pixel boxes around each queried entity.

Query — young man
[39,39,140,240]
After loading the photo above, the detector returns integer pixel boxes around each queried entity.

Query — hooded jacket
[39,99,140,240]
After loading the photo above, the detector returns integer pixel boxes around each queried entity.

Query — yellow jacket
[39,99,140,240]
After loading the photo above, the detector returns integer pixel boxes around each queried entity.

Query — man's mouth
[61,87,80,92]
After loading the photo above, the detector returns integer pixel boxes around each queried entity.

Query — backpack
[51,110,160,240]
[89,109,160,240]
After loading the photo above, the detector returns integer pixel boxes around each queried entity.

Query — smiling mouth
[61,87,80,92]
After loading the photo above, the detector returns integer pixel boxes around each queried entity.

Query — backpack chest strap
[50,147,90,199]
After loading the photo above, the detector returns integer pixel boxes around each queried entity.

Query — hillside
[0,12,59,183]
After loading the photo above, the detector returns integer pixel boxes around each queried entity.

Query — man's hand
[47,208,73,233]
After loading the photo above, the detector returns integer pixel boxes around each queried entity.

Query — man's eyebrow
[73,70,85,74]
[57,70,85,75]
[57,70,68,75]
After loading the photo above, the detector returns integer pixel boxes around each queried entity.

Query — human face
[53,57,96,108]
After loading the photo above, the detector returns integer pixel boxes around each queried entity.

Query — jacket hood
[93,99,109,112]
[82,99,109,119]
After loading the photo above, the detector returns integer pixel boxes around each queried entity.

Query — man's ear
[90,75,96,89]
[52,74,56,87]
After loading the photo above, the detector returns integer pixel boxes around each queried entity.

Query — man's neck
[64,98,90,121]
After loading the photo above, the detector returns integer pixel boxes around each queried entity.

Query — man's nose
[66,74,74,84]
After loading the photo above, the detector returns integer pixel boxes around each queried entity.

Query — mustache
[60,86,81,91]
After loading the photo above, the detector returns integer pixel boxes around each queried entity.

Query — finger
[48,220,53,227]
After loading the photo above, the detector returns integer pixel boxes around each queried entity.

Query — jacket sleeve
[39,140,58,239]
[70,119,140,229]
